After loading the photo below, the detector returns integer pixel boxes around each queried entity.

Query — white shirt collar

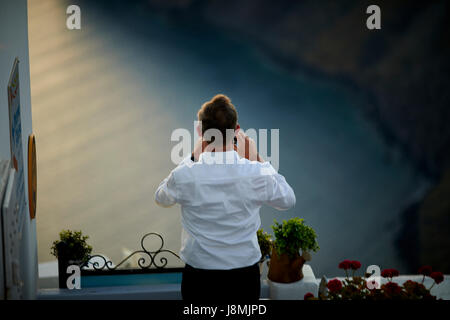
[198,150,240,164]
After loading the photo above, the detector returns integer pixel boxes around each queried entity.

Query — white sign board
[7,58,26,234]
[1,168,23,299]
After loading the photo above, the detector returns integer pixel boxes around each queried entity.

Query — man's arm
[264,172,296,210]
[236,130,295,209]
[155,152,195,207]
[154,172,178,207]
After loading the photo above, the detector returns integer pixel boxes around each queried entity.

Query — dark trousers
[181,262,261,301]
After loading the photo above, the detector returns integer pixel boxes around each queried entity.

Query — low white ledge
[37,260,450,300]
[38,284,183,300]
[38,282,271,300]
[267,264,318,300]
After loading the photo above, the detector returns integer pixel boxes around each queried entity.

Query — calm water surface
[31,0,428,276]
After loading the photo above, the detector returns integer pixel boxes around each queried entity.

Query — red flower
[430,271,444,284]
[418,265,432,276]
[327,278,343,293]
[350,260,361,270]
[380,269,389,278]
[338,260,351,270]
[383,282,402,295]
[304,292,314,300]
[381,268,399,278]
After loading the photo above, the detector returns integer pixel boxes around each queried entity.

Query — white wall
[0,0,37,299]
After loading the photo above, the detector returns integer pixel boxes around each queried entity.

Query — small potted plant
[51,230,93,288]
[257,228,273,274]
[267,218,319,283]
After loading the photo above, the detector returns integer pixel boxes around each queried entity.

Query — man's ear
[196,123,202,137]
[235,124,240,136]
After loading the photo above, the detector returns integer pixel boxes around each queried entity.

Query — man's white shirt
[155,150,296,270]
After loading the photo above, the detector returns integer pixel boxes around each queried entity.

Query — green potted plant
[51,230,93,288]
[267,218,319,283]
[257,228,273,274]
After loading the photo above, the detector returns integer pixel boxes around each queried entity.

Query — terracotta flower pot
[267,247,305,283]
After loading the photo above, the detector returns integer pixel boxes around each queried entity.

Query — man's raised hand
[236,130,262,162]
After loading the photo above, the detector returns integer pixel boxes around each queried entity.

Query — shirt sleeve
[262,164,296,211]
[154,172,178,207]
[154,155,193,207]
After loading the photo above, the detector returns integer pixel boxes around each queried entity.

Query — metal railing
[80,232,183,276]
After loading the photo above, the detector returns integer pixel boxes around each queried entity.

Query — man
[155,94,296,301]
